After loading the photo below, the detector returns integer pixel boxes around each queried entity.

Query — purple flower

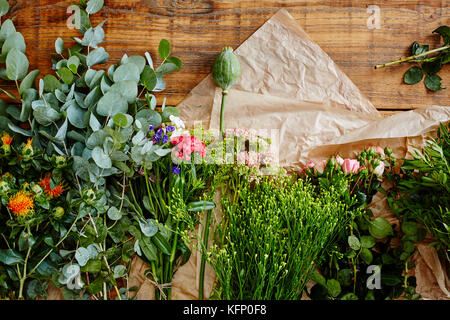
[148,125,155,132]
[166,125,175,132]
[172,166,181,175]
[152,135,160,144]
[156,128,164,136]
[162,135,169,144]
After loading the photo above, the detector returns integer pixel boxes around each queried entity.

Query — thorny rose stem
[374,45,450,69]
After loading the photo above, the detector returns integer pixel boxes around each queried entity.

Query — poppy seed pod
[212,47,241,93]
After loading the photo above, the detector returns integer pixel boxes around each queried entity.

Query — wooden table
[2,0,450,115]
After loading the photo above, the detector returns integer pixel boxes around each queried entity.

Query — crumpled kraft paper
[130,9,450,300]
[177,9,380,130]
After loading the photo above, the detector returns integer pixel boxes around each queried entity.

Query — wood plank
[1,0,449,110]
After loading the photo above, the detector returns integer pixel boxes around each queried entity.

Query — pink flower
[336,155,344,166]
[371,146,385,157]
[342,159,360,174]
[373,160,385,177]
[316,160,327,173]
[307,161,315,168]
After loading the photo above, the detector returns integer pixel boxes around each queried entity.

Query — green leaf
[411,42,429,60]
[326,279,341,298]
[141,65,157,91]
[402,221,418,235]
[55,37,64,54]
[87,47,109,67]
[187,201,216,212]
[123,55,146,74]
[86,0,104,15]
[0,0,9,16]
[360,235,376,249]
[139,219,158,237]
[113,113,130,128]
[92,146,112,169]
[77,8,92,34]
[109,80,138,103]
[422,59,442,75]
[89,112,102,131]
[8,122,31,136]
[2,32,26,56]
[19,70,40,94]
[347,235,361,250]
[360,248,373,264]
[33,106,61,126]
[96,91,128,117]
[310,271,326,287]
[161,106,179,122]
[57,67,74,85]
[66,102,86,129]
[6,48,29,80]
[84,85,102,107]
[113,265,126,278]
[18,231,36,251]
[156,63,177,77]
[81,259,101,273]
[165,56,183,70]
[158,39,170,60]
[67,55,80,74]
[75,247,90,267]
[0,249,23,266]
[424,74,444,91]
[404,67,423,85]
[0,19,15,43]
[369,217,393,239]
[113,63,140,83]
[55,117,68,141]
[433,25,450,45]
[341,293,359,300]
[43,74,62,92]
[107,206,122,221]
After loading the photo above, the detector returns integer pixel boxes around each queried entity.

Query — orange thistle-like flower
[1,133,12,146]
[25,139,32,148]
[8,191,34,217]
[39,173,66,198]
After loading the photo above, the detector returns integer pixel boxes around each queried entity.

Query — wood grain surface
[1,0,450,113]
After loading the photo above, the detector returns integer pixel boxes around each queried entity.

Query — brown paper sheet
[127,9,450,300]
[178,9,380,130]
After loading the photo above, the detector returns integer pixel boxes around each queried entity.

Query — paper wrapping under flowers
[128,9,450,300]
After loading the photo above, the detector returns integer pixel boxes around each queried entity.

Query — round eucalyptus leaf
[107,206,122,221]
[87,47,109,67]
[141,65,157,91]
[5,48,28,81]
[139,219,158,237]
[19,69,40,94]
[57,67,73,85]
[113,265,126,279]
[92,146,112,169]
[109,80,138,103]
[0,0,9,16]
[96,91,128,117]
[113,113,129,128]
[43,74,62,92]
[55,37,64,55]
[158,39,170,60]
[33,106,61,126]
[75,248,90,267]
[86,0,104,15]
[2,32,26,56]
[67,102,87,129]
[113,63,140,83]
[124,55,146,74]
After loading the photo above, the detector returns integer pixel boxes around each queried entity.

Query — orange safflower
[1,133,12,146]
[39,173,65,198]
[25,139,32,148]
[8,191,34,217]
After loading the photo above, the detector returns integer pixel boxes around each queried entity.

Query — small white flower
[169,115,185,129]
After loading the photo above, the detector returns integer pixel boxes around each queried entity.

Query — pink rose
[342,159,360,174]
[336,155,344,166]
[307,161,315,168]
[316,160,327,173]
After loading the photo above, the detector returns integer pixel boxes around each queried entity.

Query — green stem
[375,45,450,69]
[18,245,32,299]
[219,91,228,139]
[199,209,212,300]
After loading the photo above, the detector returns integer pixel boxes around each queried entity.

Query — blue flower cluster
[149,125,175,145]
